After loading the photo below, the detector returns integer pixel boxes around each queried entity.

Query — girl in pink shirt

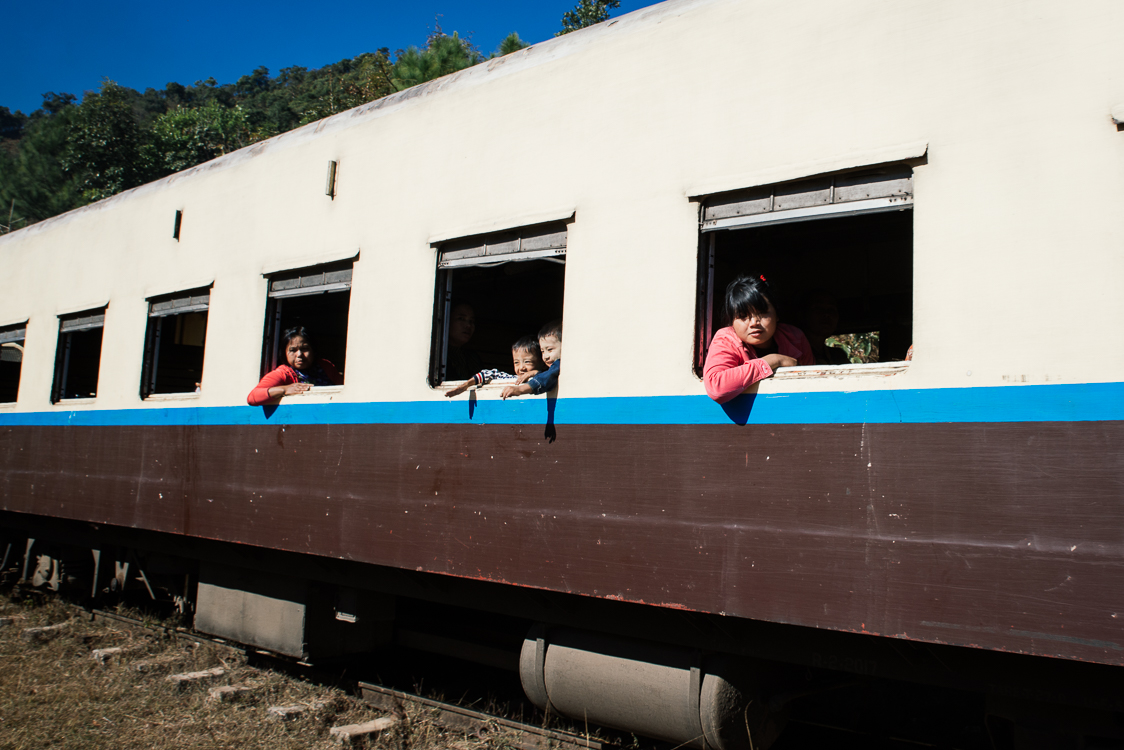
[703,275,814,404]
[247,327,343,406]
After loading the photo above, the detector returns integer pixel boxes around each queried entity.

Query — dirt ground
[0,591,524,750]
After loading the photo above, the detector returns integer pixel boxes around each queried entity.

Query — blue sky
[4,1,663,115]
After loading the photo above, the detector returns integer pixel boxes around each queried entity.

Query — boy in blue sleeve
[502,320,561,399]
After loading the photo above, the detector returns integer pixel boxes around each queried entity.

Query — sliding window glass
[695,164,914,374]
[262,261,352,380]
[141,288,211,397]
[429,221,567,385]
[0,323,27,403]
[52,309,105,402]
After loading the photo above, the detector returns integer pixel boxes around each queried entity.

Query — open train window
[429,221,567,386]
[52,308,105,402]
[141,287,210,397]
[0,322,27,404]
[262,260,353,380]
[694,164,914,375]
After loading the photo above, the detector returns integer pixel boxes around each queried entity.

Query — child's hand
[514,370,540,384]
[501,383,533,400]
[445,379,474,398]
[762,353,798,372]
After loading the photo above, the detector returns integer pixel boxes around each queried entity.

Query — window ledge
[57,397,97,405]
[144,392,201,402]
[772,361,910,380]
[435,380,559,398]
[269,385,345,403]
[0,402,16,410]
[436,379,518,391]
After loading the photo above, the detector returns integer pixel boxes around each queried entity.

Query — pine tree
[392,32,483,91]
[556,0,621,36]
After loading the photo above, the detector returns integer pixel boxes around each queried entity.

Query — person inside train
[444,302,485,381]
[800,289,850,366]
[246,326,343,406]
[703,275,813,404]
[501,320,561,399]
[444,335,547,398]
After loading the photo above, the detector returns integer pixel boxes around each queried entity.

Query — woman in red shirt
[703,275,813,404]
[246,327,343,406]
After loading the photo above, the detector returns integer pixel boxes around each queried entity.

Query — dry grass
[0,592,526,750]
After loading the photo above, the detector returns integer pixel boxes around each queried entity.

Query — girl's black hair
[511,335,541,356]
[281,326,317,358]
[725,275,779,324]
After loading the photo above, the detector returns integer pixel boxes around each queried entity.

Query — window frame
[693,163,915,375]
[427,221,568,387]
[140,286,212,399]
[260,259,355,378]
[52,308,107,403]
[0,322,28,404]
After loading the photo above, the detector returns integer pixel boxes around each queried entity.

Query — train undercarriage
[4,510,1122,750]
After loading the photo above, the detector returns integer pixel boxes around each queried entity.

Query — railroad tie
[21,621,71,642]
[267,702,325,721]
[166,666,225,689]
[207,685,254,703]
[133,655,180,673]
[329,717,398,743]
[91,647,124,664]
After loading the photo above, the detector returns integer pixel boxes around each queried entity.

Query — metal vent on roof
[149,290,210,317]
[59,312,105,333]
[702,166,913,232]
[269,267,353,298]
[438,223,567,269]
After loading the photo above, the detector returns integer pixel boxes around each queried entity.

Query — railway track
[2,595,980,749]
[86,606,637,750]
[359,682,617,750]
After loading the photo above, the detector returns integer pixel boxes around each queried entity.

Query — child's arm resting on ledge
[703,343,774,404]
[502,362,559,399]
[445,369,514,398]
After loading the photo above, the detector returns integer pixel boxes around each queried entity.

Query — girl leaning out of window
[246,327,342,406]
[703,275,813,404]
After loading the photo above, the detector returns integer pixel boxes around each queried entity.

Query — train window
[429,221,568,386]
[52,309,106,402]
[261,260,353,380]
[694,165,914,375]
[0,322,27,403]
[141,287,211,397]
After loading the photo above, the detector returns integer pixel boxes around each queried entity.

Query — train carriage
[2,0,1124,746]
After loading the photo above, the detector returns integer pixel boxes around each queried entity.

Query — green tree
[32,92,77,119]
[150,102,257,174]
[296,52,396,125]
[392,32,482,91]
[0,100,82,231]
[0,107,28,145]
[2,23,534,228]
[556,0,621,36]
[492,32,530,57]
[62,80,154,202]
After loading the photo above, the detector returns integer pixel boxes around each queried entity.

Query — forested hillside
[0,1,619,232]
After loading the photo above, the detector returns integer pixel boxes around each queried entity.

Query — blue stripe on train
[0,382,1121,427]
